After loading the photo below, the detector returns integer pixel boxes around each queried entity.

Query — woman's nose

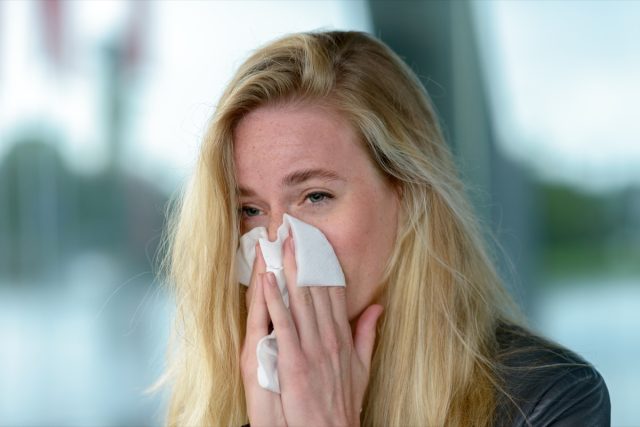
[266,211,287,241]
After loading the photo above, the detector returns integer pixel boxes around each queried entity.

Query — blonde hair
[157,31,522,426]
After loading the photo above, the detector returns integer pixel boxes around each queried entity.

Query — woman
[157,31,610,426]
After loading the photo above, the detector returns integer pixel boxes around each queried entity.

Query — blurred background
[0,1,638,425]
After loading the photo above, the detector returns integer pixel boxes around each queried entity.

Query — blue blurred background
[0,1,638,425]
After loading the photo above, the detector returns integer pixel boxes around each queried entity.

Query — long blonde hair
[157,31,521,426]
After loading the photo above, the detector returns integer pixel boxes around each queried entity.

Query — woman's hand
[261,234,384,427]
[241,243,287,427]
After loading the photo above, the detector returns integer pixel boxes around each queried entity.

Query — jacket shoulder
[493,322,611,427]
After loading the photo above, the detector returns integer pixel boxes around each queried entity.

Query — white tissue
[236,213,345,393]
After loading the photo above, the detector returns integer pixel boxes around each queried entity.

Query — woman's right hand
[241,243,287,427]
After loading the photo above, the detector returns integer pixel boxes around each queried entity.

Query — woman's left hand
[261,233,384,427]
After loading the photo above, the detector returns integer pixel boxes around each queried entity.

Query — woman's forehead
[232,104,370,182]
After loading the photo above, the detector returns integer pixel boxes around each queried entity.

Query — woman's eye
[306,192,333,204]
[240,206,261,217]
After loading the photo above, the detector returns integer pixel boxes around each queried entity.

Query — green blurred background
[1,1,638,426]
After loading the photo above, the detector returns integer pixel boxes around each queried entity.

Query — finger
[309,286,341,349]
[242,274,271,386]
[246,242,267,307]
[328,286,351,345]
[353,304,384,370]
[283,233,320,348]
[244,276,288,425]
[263,271,301,354]
[246,268,270,343]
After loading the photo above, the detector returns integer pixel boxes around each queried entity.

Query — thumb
[353,304,384,369]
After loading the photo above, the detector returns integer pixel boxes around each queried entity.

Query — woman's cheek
[325,224,365,285]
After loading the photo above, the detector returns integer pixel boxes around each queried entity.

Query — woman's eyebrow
[238,187,257,197]
[238,168,345,197]
[281,168,345,187]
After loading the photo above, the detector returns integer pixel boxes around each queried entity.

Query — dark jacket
[493,322,611,426]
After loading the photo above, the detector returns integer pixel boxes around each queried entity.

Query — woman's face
[234,103,400,321]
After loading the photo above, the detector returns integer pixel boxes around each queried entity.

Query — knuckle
[275,321,289,335]
[332,286,347,299]
[298,288,313,307]
[324,332,342,355]
[274,316,294,335]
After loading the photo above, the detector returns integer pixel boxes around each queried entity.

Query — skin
[234,102,400,426]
